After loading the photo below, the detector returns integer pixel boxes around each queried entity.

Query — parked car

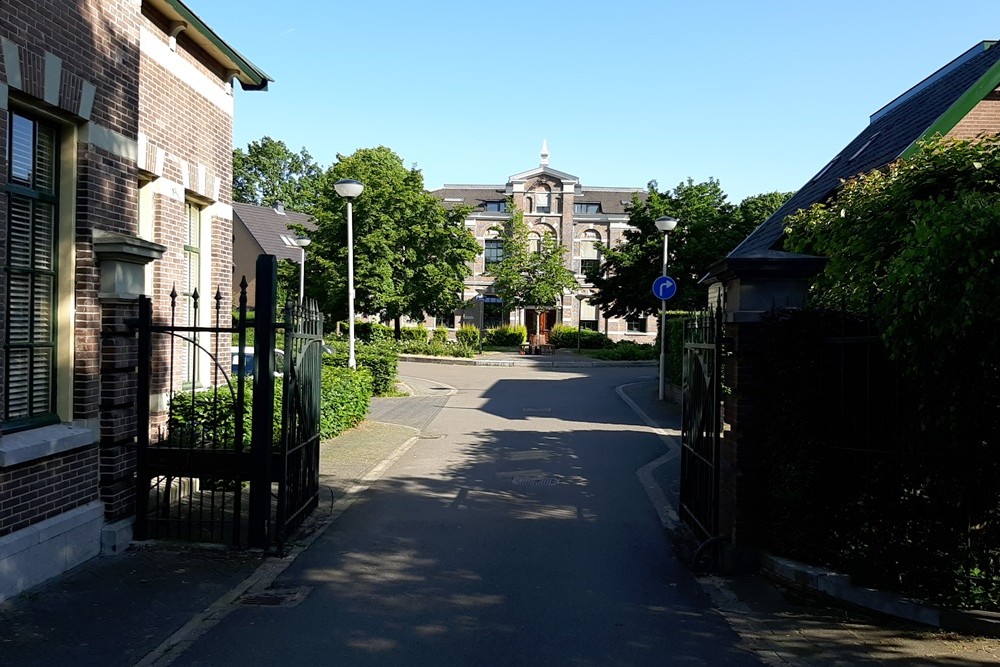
[231,346,284,378]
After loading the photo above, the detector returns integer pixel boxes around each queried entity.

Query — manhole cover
[511,475,560,487]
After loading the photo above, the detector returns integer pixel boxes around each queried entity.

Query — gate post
[699,250,826,571]
[133,296,153,540]
[249,255,278,548]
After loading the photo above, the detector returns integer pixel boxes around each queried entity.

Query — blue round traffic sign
[652,276,677,300]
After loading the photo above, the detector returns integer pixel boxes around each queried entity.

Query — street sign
[652,275,677,300]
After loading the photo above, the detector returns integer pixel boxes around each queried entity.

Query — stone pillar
[701,250,826,569]
[93,231,165,528]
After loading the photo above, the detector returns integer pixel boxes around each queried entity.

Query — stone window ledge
[0,423,98,467]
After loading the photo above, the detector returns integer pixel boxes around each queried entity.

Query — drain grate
[239,587,311,608]
[511,475,560,487]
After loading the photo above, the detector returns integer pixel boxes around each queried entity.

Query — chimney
[274,201,285,215]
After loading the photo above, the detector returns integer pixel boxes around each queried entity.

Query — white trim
[139,25,234,116]
[81,123,139,161]
[43,52,62,106]
[2,37,22,90]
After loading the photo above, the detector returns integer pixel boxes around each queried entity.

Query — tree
[306,146,478,336]
[488,203,577,324]
[232,136,321,210]
[783,135,1000,384]
[589,179,790,316]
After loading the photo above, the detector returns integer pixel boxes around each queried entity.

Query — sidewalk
[2,358,999,665]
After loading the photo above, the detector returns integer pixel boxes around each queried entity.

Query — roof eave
[900,47,1000,159]
[149,0,273,91]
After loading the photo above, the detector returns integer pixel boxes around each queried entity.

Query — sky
[194,1,1000,203]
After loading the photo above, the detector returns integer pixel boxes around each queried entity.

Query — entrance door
[526,309,555,342]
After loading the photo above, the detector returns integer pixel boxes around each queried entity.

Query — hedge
[483,324,527,346]
[325,339,399,396]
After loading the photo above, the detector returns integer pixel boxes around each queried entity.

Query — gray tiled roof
[731,40,1000,257]
[233,202,316,262]
[432,185,645,215]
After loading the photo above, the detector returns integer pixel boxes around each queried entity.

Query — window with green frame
[5,111,58,429]
[184,201,202,385]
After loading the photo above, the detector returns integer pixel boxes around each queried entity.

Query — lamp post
[292,236,311,304]
[655,216,679,400]
[575,292,588,353]
[334,179,364,370]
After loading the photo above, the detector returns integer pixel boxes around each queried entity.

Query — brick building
[0,0,268,600]
[433,143,655,342]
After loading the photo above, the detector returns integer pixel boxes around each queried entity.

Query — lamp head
[293,236,311,248]
[334,179,364,199]
[654,216,679,233]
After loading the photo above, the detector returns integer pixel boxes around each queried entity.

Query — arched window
[527,232,541,253]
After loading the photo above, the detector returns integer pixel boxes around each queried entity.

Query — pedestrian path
[1,361,998,665]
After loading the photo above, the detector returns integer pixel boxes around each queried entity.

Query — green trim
[901,45,1000,159]
[162,0,272,90]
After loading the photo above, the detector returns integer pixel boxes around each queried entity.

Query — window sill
[0,423,98,467]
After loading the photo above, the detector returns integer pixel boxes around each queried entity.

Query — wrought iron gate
[133,255,322,551]
[679,297,724,543]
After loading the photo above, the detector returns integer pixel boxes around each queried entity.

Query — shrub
[353,320,394,343]
[399,326,428,342]
[398,338,476,358]
[484,324,527,346]
[456,324,481,348]
[320,365,372,437]
[588,340,658,361]
[325,339,398,396]
[431,326,449,343]
[548,324,612,349]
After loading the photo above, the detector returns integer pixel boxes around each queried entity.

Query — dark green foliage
[320,365,372,437]
[398,339,476,358]
[547,324,612,349]
[168,384,254,448]
[483,324,527,346]
[431,327,448,343]
[325,339,398,396]
[667,315,686,385]
[753,308,1000,610]
[590,181,790,316]
[352,320,394,343]
[587,340,658,361]
[455,324,481,348]
[398,326,428,342]
[232,136,321,209]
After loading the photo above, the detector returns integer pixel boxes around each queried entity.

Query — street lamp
[292,236,311,304]
[575,292,589,353]
[655,216,679,401]
[334,178,364,370]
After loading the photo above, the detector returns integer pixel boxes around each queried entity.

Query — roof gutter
[147,0,272,91]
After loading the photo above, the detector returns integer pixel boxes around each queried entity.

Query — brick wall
[0,447,99,539]
[947,91,1000,139]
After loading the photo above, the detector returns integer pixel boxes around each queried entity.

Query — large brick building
[433,143,655,341]
[0,0,268,600]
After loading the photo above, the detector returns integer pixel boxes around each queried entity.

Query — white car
[231,346,284,378]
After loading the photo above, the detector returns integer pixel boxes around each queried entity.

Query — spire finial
[540,139,549,166]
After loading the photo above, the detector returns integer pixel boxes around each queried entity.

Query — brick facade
[433,151,656,342]
[1,0,266,600]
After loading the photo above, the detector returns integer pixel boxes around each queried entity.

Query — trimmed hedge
[399,326,428,342]
[320,365,372,437]
[484,324,527,346]
[398,338,476,358]
[325,339,399,396]
[548,324,612,349]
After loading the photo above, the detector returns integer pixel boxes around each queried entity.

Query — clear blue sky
[195,1,1000,203]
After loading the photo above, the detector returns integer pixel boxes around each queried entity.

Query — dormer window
[574,203,600,214]
[484,201,507,213]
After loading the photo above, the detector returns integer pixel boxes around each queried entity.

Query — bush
[353,320,394,343]
[398,338,476,358]
[456,324,481,348]
[431,326,449,343]
[484,324,527,346]
[399,326,428,342]
[325,339,398,396]
[547,324,611,349]
[588,340,658,361]
[320,365,372,437]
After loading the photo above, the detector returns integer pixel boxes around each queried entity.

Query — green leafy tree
[307,146,478,336]
[589,179,789,315]
[233,136,321,209]
[784,135,1000,383]
[488,203,577,323]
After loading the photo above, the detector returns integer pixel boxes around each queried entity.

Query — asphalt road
[174,362,761,666]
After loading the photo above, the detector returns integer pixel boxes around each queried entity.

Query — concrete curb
[398,353,657,368]
[760,553,1000,637]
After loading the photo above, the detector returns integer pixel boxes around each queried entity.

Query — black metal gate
[679,296,723,543]
[133,255,322,551]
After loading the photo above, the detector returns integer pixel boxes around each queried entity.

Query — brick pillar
[702,251,826,569]
[93,231,165,524]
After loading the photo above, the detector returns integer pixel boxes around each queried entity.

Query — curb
[760,553,1000,637]
[398,353,657,368]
